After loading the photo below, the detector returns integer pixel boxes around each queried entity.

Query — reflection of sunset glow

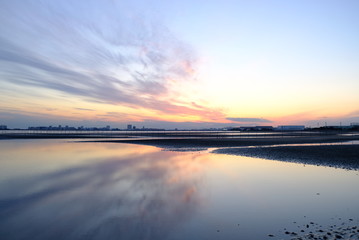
[0,140,212,240]
[1,140,359,239]
[183,186,197,203]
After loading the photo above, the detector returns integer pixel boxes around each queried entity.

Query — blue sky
[0,0,358,128]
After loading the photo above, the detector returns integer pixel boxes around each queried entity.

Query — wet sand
[213,145,359,170]
[93,135,359,148]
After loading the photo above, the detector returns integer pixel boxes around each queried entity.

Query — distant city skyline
[1,0,359,129]
[2,122,359,132]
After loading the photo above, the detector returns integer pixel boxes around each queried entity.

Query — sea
[0,139,358,240]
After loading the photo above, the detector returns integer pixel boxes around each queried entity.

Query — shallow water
[0,139,358,240]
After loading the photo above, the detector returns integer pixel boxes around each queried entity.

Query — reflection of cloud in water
[0,150,205,240]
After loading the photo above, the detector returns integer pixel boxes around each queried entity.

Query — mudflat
[213,144,359,170]
[91,134,359,170]
[93,134,359,148]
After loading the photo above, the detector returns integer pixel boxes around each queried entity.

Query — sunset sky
[1,0,359,129]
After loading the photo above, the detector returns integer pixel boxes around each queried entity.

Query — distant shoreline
[1,131,359,147]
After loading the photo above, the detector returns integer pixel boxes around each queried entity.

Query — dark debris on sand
[268,218,359,240]
[284,224,359,240]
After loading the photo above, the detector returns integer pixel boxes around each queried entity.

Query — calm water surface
[0,140,358,240]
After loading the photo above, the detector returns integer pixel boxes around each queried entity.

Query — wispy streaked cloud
[226,117,272,123]
[0,0,222,122]
[74,108,95,112]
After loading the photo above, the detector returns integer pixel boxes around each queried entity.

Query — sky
[0,0,359,129]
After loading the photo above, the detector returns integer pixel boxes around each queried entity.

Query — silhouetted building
[254,126,273,131]
[28,125,109,131]
[127,124,132,130]
[0,125,7,130]
[276,125,305,131]
[229,126,273,131]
